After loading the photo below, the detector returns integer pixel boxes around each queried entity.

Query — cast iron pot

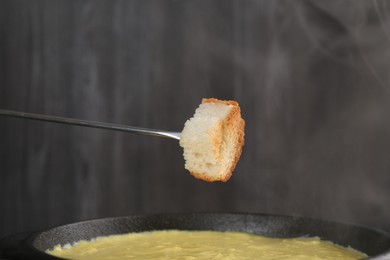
[1,213,390,259]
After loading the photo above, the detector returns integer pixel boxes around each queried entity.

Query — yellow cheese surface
[47,230,367,260]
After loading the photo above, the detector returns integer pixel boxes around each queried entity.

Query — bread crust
[188,98,245,182]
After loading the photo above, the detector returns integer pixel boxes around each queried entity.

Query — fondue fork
[0,109,181,140]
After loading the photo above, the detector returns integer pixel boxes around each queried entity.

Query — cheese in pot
[46,230,367,260]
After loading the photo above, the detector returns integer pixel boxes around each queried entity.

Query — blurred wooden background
[1,0,390,237]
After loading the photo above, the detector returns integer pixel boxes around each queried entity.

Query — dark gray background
[1,0,390,238]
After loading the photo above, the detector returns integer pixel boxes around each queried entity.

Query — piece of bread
[179,98,245,182]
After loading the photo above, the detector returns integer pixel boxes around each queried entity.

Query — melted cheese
[47,230,367,260]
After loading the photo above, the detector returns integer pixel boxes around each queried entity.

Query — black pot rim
[2,212,390,260]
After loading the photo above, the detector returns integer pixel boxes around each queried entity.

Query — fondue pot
[1,213,390,260]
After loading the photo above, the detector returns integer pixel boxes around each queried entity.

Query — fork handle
[0,109,180,140]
